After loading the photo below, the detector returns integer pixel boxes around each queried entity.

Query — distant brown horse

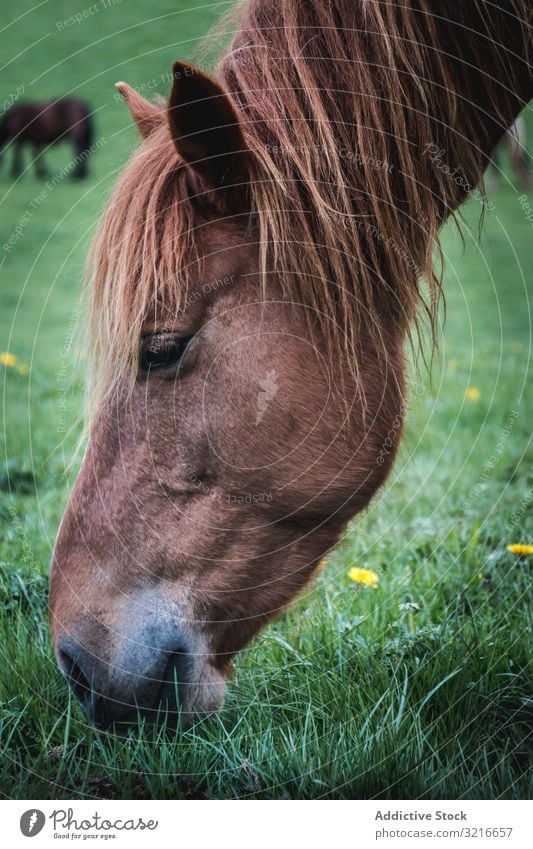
[49,0,531,731]
[0,98,93,179]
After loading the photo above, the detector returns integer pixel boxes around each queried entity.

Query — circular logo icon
[20,810,46,837]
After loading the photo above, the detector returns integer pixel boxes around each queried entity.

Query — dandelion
[347,566,379,588]
[399,600,421,614]
[465,386,480,402]
[400,597,420,635]
[0,352,17,368]
[506,544,533,556]
[0,353,29,374]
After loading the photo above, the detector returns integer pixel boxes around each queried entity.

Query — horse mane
[87,0,531,407]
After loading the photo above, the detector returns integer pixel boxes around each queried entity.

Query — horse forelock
[86,123,200,411]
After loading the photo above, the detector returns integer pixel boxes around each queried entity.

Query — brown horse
[49,0,532,731]
[0,98,93,179]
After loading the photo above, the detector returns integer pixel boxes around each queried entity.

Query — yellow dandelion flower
[17,364,29,376]
[0,352,17,368]
[465,386,480,402]
[506,544,533,556]
[347,567,379,588]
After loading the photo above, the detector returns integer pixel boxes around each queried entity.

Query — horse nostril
[57,641,94,705]
[55,635,195,730]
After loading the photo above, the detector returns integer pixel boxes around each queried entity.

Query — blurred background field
[0,0,532,799]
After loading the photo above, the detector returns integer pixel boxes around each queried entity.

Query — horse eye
[139,333,194,375]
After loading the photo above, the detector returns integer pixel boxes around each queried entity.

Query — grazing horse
[49,0,532,731]
[0,99,93,179]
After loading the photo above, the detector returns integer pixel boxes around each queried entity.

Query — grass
[0,0,532,800]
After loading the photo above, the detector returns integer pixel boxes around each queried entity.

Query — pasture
[0,0,532,799]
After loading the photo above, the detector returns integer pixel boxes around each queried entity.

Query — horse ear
[115,82,162,139]
[167,61,249,202]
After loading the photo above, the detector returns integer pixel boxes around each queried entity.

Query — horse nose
[56,634,190,730]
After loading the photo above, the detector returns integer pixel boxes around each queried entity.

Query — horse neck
[414,1,532,214]
[219,1,531,359]
[225,0,531,220]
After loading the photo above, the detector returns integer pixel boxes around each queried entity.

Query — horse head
[49,62,403,730]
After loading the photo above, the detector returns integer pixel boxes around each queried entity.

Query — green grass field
[0,0,532,800]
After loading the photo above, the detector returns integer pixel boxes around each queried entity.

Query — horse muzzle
[53,602,226,731]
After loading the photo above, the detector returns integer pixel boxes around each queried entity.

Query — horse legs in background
[11,142,23,178]
[70,112,93,179]
[71,142,89,179]
[32,143,48,179]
